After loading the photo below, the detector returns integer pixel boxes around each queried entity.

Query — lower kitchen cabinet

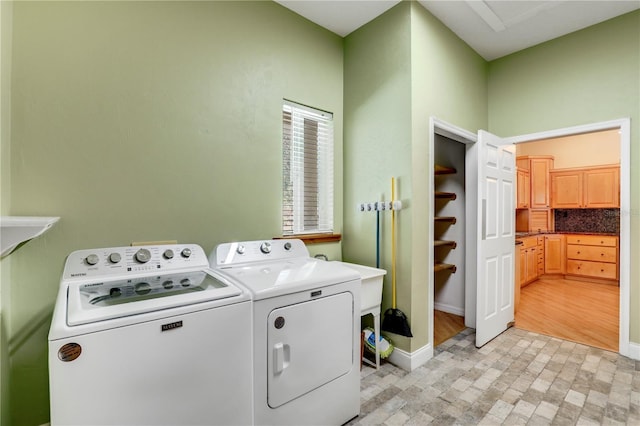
[565,234,619,282]
[518,237,538,287]
[544,234,565,274]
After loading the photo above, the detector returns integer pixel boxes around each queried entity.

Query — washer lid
[218,258,359,300]
[67,269,242,326]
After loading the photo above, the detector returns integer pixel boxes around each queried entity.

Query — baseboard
[434,302,464,317]
[627,341,640,361]
[388,341,433,371]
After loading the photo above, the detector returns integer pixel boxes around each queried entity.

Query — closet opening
[433,134,467,346]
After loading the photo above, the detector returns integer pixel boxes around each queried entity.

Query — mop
[381,177,413,337]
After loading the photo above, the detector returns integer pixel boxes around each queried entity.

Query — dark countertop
[515,231,618,238]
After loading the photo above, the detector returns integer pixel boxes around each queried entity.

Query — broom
[381,177,413,337]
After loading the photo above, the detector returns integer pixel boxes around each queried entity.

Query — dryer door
[267,292,353,408]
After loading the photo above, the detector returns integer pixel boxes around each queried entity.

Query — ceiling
[275,0,640,60]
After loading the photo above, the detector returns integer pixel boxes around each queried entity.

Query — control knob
[163,249,174,260]
[260,242,272,254]
[85,254,99,266]
[236,245,246,255]
[284,242,292,251]
[135,248,152,263]
[109,253,121,264]
[181,248,192,258]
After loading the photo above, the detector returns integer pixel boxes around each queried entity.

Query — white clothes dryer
[210,239,361,426]
[48,244,253,426]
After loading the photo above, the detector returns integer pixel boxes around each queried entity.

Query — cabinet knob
[577,251,581,254]
[601,269,604,272]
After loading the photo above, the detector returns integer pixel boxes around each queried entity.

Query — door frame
[505,118,631,358]
[428,117,478,353]
[429,117,631,359]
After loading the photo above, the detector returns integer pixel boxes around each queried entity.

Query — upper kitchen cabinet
[517,156,553,209]
[551,165,619,208]
[516,168,530,209]
[516,156,553,232]
[584,166,620,208]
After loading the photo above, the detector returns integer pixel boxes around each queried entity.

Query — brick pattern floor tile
[348,328,639,425]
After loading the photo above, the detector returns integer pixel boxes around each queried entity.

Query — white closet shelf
[1,216,60,257]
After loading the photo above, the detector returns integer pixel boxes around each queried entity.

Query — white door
[476,130,516,347]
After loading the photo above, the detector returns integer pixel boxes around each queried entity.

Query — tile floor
[350,327,639,425]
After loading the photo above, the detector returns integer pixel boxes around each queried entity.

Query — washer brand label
[70,273,87,277]
[58,343,82,362]
[161,320,183,332]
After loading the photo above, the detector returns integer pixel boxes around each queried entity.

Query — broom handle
[391,177,397,309]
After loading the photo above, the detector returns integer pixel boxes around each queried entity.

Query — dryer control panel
[63,244,209,280]
[211,239,309,267]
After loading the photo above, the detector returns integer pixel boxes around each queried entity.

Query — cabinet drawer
[566,260,617,280]
[566,245,617,263]
[566,235,617,247]
[519,237,537,249]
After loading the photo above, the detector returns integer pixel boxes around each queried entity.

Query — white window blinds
[282,100,334,235]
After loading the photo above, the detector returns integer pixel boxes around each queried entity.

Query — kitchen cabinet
[584,167,619,208]
[550,165,619,208]
[550,170,582,208]
[515,156,553,232]
[544,234,565,274]
[516,168,530,209]
[566,234,618,282]
[529,157,553,209]
[516,209,551,233]
[518,237,538,287]
[536,236,544,276]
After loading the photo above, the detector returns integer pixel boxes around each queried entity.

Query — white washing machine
[210,239,361,426]
[48,244,253,426]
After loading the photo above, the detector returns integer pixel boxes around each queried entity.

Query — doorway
[428,118,479,349]
[428,117,631,358]
[507,118,631,357]
[433,133,467,346]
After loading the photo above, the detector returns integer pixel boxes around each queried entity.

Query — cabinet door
[584,167,619,208]
[551,170,582,208]
[516,169,530,208]
[530,158,551,208]
[526,247,538,283]
[544,235,565,274]
[519,247,527,286]
[529,209,550,233]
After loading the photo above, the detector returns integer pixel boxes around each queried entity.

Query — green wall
[488,10,640,343]
[343,1,488,352]
[4,2,343,424]
[1,1,14,425]
[4,1,639,424]
[343,1,412,347]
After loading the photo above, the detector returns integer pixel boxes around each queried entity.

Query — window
[282,100,334,235]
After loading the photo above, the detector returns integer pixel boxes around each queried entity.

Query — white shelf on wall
[1,216,60,257]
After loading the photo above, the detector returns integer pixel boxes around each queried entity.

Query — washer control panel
[63,244,208,280]
[211,239,309,267]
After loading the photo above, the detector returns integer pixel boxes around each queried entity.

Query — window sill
[274,233,342,245]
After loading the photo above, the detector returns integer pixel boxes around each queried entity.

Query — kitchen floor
[350,328,639,425]
[515,278,619,352]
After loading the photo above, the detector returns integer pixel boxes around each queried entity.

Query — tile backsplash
[554,209,620,233]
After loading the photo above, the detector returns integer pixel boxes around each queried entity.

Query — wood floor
[515,277,619,352]
[434,310,465,347]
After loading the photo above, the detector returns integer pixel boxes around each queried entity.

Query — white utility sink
[332,261,387,368]
[334,262,386,314]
